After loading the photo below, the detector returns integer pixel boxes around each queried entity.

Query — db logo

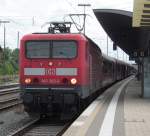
[45,68,56,75]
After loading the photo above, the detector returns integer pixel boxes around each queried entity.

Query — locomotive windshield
[26,41,77,59]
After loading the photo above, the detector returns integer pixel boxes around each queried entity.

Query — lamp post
[78,4,91,34]
[17,31,20,48]
[0,20,10,63]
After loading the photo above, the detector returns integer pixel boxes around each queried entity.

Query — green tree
[0,47,19,75]
[11,48,19,72]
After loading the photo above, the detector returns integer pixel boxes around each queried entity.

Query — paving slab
[124,79,150,136]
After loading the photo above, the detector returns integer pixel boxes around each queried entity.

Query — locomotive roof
[116,58,132,66]
[86,36,102,54]
[21,33,132,67]
[21,33,87,41]
[21,33,102,53]
[102,53,132,67]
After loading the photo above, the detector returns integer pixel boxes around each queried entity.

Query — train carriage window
[26,41,50,58]
[52,41,77,58]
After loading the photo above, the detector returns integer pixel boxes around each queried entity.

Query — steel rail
[0,87,20,95]
[7,117,40,136]
[0,97,22,111]
[8,118,72,136]
[0,83,19,89]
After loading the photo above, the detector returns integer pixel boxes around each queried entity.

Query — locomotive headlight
[71,78,77,85]
[48,62,53,66]
[25,78,31,84]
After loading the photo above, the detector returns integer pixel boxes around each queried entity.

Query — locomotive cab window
[26,41,77,59]
[26,41,50,58]
[52,41,77,58]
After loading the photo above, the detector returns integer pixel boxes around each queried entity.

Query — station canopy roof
[93,9,150,58]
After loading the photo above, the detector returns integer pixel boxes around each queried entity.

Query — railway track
[8,117,71,136]
[0,83,20,97]
[0,83,19,90]
[0,83,72,136]
[0,87,20,96]
[0,96,22,111]
[0,83,21,111]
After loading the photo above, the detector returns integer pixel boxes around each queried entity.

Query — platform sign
[140,51,145,57]
[131,49,150,58]
[133,51,138,57]
[129,56,135,60]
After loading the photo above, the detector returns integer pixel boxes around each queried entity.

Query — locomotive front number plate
[45,68,56,75]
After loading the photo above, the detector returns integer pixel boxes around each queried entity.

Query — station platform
[63,76,150,136]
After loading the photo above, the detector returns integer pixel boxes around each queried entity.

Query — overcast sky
[0,0,134,62]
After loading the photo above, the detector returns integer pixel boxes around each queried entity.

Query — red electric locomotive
[19,22,134,116]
